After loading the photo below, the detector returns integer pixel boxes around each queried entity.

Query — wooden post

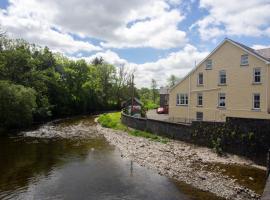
[267,149,270,178]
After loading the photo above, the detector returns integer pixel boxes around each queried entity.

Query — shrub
[0,81,37,130]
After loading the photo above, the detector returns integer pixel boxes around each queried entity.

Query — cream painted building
[169,39,270,122]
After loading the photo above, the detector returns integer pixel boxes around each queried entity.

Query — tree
[91,57,104,66]
[167,74,179,87]
[0,81,37,129]
[151,79,158,103]
[113,65,135,107]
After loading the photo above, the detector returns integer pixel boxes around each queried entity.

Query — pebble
[97,123,262,200]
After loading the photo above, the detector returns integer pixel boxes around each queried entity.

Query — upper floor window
[197,93,203,106]
[219,70,226,85]
[253,93,260,110]
[177,93,188,105]
[205,59,212,69]
[253,68,261,83]
[241,54,249,66]
[218,93,226,108]
[197,73,203,85]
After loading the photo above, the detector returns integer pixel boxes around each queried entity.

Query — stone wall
[121,112,270,165]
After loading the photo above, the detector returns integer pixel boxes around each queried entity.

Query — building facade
[169,39,270,122]
[159,87,169,107]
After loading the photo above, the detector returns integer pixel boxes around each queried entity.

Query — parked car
[156,107,168,114]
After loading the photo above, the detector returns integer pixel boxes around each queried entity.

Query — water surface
[0,116,222,200]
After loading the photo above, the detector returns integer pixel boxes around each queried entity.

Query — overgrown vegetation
[0,34,136,132]
[98,112,168,143]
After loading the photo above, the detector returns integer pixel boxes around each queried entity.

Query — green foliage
[0,81,37,129]
[0,36,135,131]
[98,112,168,143]
[144,100,159,110]
[211,137,223,155]
[98,112,128,131]
[138,87,160,107]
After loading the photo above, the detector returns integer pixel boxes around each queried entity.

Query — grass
[98,112,168,143]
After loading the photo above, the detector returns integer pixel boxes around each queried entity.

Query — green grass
[98,112,168,143]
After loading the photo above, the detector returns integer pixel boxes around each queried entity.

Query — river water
[0,116,223,200]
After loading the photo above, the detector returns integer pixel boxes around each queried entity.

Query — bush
[0,81,37,130]
[144,101,159,110]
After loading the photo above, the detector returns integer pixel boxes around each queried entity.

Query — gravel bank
[96,123,265,200]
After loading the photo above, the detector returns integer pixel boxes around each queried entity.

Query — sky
[0,0,270,88]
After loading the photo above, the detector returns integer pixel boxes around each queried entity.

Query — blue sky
[0,0,270,87]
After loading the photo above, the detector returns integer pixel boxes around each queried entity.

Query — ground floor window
[253,93,260,109]
[177,93,188,105]
[196,112,203,121]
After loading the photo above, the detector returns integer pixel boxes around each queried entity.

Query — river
[0,115,225,200]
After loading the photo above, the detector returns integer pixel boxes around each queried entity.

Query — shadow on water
[0,116,232,200]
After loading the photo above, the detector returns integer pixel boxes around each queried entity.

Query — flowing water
[0,116,224,200]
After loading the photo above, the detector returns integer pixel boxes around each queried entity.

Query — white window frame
[197,73,204,85]
[253,93,261,110]
[196,112,203,121]
[241,54,249,66]
[205,59,212,69]
[219,70,226,85]
[218,93,226,108]
[176,93,188,105]
[197,93,203,106]
[253,68,261,83]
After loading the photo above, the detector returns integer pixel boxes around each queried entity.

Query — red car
[156,107,168,114]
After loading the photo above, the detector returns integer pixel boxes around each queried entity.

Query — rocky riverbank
[96,122,265,200]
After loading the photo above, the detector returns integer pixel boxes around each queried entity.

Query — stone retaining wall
[121,112,270,165]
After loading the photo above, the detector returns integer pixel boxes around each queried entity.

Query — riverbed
[0,115,226,200]
[96,118,267,200]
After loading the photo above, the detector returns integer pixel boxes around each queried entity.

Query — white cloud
[0,0,101,54]
[192,0,270,40]
[82,45,208,88]
[252,44,270,50]
[0,0,188,50]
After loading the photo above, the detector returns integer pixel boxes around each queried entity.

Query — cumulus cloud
[252,44,270,50]
[191,0,270,40]
[0,0,188,50]
[0,0,101,54]
[83,45,208,88]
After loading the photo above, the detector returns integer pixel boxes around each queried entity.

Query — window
[205,59,212,69]
[218,93,226,108]
[241,54,249,66]
[196,112,203,121]
[253,93,260,109]
[253,68,261,83]
[177,93,188,105]
[219,70,226,85]
[197,93,203,106]
[197,73,203,85]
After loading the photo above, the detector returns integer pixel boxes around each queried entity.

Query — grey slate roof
[256,48,270,60]
[227,39,270,62]
[159,87,169,94]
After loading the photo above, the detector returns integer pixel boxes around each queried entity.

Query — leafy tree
[0,81,37,130]
[91,57,104,66]
[167,74,179,87]
[151,79,158,103]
